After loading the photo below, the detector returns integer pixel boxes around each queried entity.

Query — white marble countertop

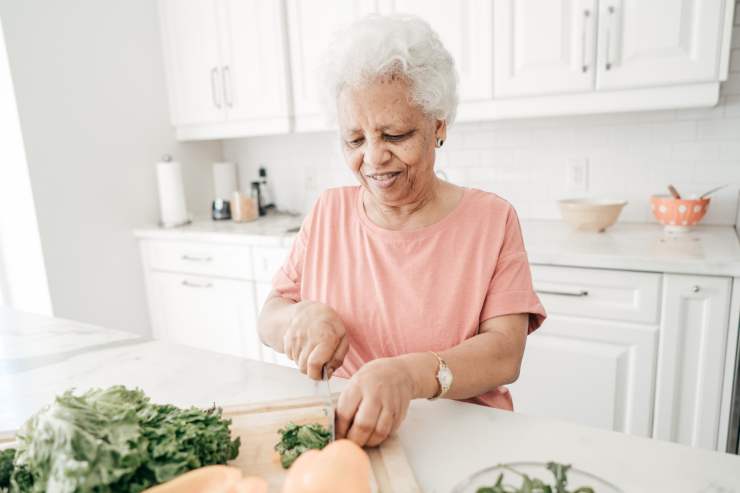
[2,307,740,492]
[522,220,740,277]
[134,213,740,277]
[133,212,302,247]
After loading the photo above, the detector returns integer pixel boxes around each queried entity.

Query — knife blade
[315,365,335,441]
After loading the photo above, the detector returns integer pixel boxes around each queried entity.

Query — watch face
[438,366,453,388]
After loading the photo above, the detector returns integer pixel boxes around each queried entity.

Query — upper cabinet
[158,0,736,140]
[493,0,597,98]
[286,0,378,132]
[158,0,290,140]
[595,0,726,90]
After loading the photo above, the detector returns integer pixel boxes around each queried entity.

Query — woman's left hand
[335,357,416,447]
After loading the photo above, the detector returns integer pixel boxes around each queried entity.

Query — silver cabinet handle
[581,9,590,73]
[605,5,615,70]
[222,65,233,108]
[182,280,213,288]
[181,254,213,262]
[536,289,589,297]
[692,285,701,293]
[210,67,222,108]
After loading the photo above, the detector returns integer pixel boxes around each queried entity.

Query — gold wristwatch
[428,351,453,400]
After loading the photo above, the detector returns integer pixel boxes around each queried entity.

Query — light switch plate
[566,158,589,193]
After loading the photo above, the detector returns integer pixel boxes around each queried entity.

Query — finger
[297,342,317,375]
[335,385,361,439]
[306,342,336,380]
[283,330,298,362]
[366,407,395,447]
[326,336,349,375]
[346,398,381,447]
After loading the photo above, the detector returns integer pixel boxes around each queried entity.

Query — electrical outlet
[566,158,589,194]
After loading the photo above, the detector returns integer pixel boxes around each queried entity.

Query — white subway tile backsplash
[670,142,720,161]
[731,50,740,72]
[696,118,740,140]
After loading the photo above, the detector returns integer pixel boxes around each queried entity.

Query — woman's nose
[363,140,391,168]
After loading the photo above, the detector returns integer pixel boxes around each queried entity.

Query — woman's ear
[435,119,448,142]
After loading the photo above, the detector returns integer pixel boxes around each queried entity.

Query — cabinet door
[509,315,658,436]
[653,274,732,450]
[255,281,297,369]
[492,0,597,98]
[596,0,725,90]
[219,0,290,129]
[158,0,225,125]
[286,0,378,131]
[148,272,261,360]
[380,0,493,103]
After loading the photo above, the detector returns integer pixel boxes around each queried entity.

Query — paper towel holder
[157,154,192,228]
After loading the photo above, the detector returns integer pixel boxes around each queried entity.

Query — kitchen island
[2,307,739,492]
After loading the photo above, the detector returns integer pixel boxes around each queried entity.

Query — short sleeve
[271,195,321,302]
[479,206,546,333]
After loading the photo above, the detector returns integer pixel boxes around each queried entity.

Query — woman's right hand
[284,301,349,380]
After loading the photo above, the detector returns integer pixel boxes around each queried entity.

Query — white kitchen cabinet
[147,271,261,360]
[285,0,378,131]
[596,0,726,91]
[158,0,290,139]
[653,274,732,450]
[379,0,493,105]
[492,0,597,98]
[474,0,735,121]
[511,265,661,436]
[511,315,658,436]
[158,0,223,126]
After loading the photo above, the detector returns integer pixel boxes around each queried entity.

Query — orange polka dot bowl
[650,195,710,233]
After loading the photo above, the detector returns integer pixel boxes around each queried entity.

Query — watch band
[428,351,452,401]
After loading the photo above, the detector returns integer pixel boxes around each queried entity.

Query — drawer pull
[181,254,213,262]
[181,280,213,288]
[536,289,589,297]
[691,285,701,293]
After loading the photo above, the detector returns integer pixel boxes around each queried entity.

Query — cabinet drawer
[531,265,661,324]
[252,246,290,282]
[144,240,252,280]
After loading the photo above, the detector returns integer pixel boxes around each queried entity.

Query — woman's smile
[365,170,402,189]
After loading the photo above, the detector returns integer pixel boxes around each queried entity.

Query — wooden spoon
[667,185,681,200]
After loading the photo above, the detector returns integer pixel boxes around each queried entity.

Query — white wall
[0,0,221,334]
[224,16,740,226]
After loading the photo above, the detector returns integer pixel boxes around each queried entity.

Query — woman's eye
[384,132,411,142]
[346,138,364,147]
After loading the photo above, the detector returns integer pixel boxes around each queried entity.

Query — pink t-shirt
[272,186,546,408]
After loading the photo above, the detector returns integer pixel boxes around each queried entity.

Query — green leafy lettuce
[275,422,331,469]
[4,386,240,493]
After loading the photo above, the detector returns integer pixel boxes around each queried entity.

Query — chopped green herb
[0,448,15,490]
[475,462,595,493]
[275,422,331,469]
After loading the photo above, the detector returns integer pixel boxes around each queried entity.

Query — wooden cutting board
[0,395,421,493]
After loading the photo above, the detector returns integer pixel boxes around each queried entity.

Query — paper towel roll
[213,162,238,200]
[156,158,189,227]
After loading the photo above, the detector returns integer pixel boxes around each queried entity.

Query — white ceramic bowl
[559,198,627,233]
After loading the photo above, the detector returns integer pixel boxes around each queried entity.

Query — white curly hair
[321,14,459,126]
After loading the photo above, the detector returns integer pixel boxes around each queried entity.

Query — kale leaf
[275,422,331,469]
[9,386,240,493]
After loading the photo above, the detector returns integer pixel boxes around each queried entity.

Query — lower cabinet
[653,274,732,450]
[510,315,658,437]
[147,271,261,360]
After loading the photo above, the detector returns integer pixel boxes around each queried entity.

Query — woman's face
[337,76,445,207]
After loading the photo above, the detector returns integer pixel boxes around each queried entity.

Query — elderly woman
[258,14,545,447]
